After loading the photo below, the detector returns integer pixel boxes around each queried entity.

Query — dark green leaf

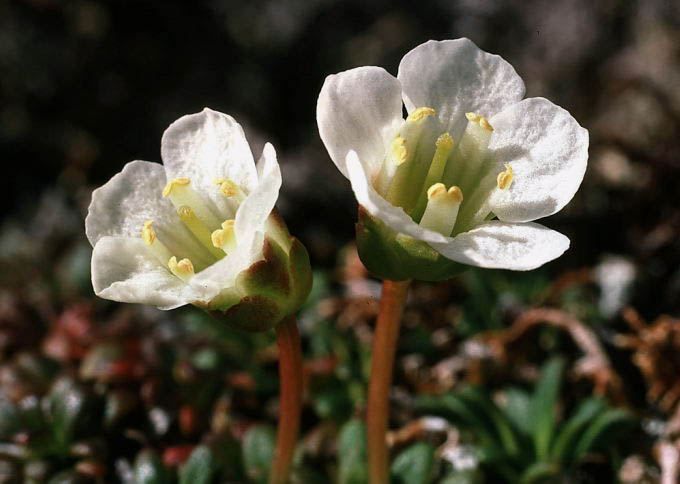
[518,461,560,484]
[242,425,275,483]
[498,388,533,437]
[179,445,217,484]
[572,409,635,460]
[550,397,607,464]
[391,442,435,484]
[338,418,368,484]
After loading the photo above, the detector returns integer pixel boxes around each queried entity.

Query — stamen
[211,219,237,254]
[168,256,194,282]
[177,206,225,259]
[496,163,514,190]
[375,136,408,195]
[214,178,246,202]
[162,178,221,229]
[419,184,463,236]
[412,132,455,221]
[140,221,174,266]
[442,112,493,195]
[407,107,436,123]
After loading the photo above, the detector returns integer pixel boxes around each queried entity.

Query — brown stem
[367,280,411,484]
[269,315,303,484]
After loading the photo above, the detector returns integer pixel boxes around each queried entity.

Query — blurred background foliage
[1,0,679,482]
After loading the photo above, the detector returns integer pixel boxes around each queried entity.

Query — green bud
[199,215,312,332]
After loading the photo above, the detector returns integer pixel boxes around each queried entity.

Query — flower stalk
[367,279,411,484]
[270,315,303,484]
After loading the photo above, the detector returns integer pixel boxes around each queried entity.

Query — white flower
[86,108,310,324]
[317,38,588,272]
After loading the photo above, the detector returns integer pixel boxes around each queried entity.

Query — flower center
[373,108,514,237]
[141,177,247,281]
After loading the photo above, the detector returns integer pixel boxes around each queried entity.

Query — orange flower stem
[269,315,303,484]
[367,279,411,484]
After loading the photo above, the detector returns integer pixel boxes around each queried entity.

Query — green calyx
[355,206,467,282]
[199,215,312,332]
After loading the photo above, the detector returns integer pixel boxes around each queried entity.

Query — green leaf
[457,387,521,458]
[439,470,485,484]
[46,378,98,452]
[390,442,435,484]
[313,387,353,421]
[518,461,560,484]
[571,409,635,460]
[179,445,217,484]
[338,418,368,484]
[530,358,565,460]
[242,425,276,483]
[134,449,171,484]
[0,397,20,439]
[415,394,497,445]
[498,387,533,437]
[550,397,607,464]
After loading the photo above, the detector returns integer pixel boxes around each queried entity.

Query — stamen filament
[419,184,463,236]
[412,132,454,221]
[375,137,408,196]
[168,256,195,282]
[177,206,225,259]
[442,112,493,196]
[386,108,437,211]
[162,178,221,229]
[211,220,237,254]
[141,221,174,266]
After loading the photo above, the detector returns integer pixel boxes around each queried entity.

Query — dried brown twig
[482,307,625,402]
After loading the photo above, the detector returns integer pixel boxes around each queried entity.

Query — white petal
[317,66,404,178]
[429,221,570,270]
[91,236,203,310]
[235,142,281,245]
[189,143,280,301]
[85,160,213,268]
[487,97,589,222]
[398,39,525,138]
[161,108,259,201]
[346,151,449,245]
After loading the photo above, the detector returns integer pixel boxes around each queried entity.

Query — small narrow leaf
[530,358,565,460]
[242,425,275,483]
[572,409,635,460]
[179,445,217,484]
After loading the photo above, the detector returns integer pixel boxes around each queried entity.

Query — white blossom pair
[317,38,588,277]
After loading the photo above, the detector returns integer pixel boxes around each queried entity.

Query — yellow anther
[407,107,436,123]
[448,186,464,202]
[479,117,493,132]
[427,183,447,199]
[211,219,237,253]
[390,137,408,165]
[465,112,493,131]
[162,178,190,198]
[168,256,194,280]
[214,178,244,199]
[141,221,156,245]
[497,163,514,190]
